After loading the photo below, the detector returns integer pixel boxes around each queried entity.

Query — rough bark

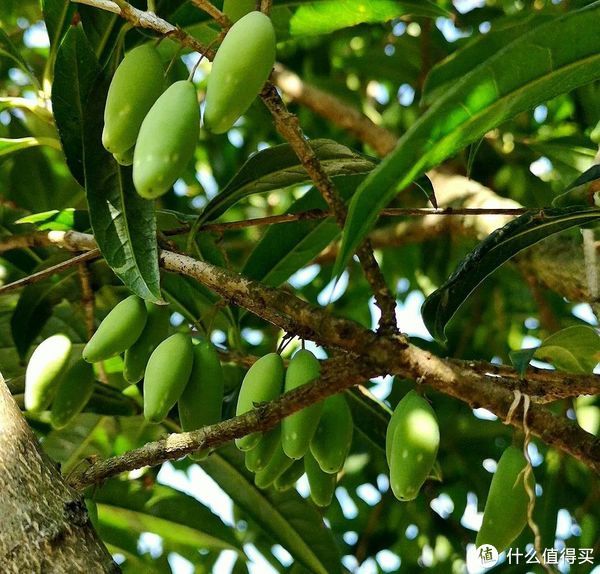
[0,375,119,573]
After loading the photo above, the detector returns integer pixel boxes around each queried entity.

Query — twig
[0,250,100,295]
[189,0,230,28]
[77,263,95,339]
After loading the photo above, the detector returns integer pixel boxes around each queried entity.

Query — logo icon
[475,544,499,568]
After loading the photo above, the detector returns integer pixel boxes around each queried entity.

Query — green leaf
[509,348,537,377]
[95,479,244,554]
[345,387,390,451]
[552,164,600,207]
[82,73,162,302]
[535,326,600,374]
[202,447,342,574]
[52,24,101,186]
[422,207,600,342]
[43,0,76,80]
[0,137,61,157]
[16,209,90,231]
[199,139,376,224]
[422,13,552,105]
[289,0,448,36]
[0,27,33,77]
[243,176,363,287]
[335,3,600,279]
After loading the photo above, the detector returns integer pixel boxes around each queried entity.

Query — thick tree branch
[20,229,600,478]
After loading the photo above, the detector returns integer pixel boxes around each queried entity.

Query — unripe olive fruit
[133,80,200,199]
[178,340,224,431]
[245,425,280,473]
[50,359,96,429]
[113,146,134,166]
[123,302,170,383]
[25,334,72,412]
[102,44,165,155]
[254,441,294,490]
[235,352,284,451]
[305,450,337,507]
[203,11,276,134]
[281,350,323,460]
[310,394,353,474]
[274,459,305,492]
[143,333,194,423]
[83,295,147,363]
[389,391,440,502]
[476,446,534,552]
[223,0,255,22]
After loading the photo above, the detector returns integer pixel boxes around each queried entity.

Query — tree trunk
[0,374,119,573]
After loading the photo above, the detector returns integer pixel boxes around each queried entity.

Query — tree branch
[23,229,600,478]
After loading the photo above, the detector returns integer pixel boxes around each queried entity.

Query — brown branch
[0,249,101,295]
[29,230,600,478]
[189,0,230,28]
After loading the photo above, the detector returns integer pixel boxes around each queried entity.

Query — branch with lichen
[11,229,599,482]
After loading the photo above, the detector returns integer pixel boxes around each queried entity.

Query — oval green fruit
[305,450,337,507]
[83,295,147,363]
[123,302,170,383]
[386,389,416,465]
[281,349,323,460]
[223,0,255,22]
[133,80,200,199]
[203,11,276,134]
[235,352,284,451]
[310,393,353,474]
[254,441,294,489]
[25,334,72,412]
[143,333,194,423]
[476,446,535,552]
[102,44,165,155]
[179,340,224,431]
[50,359,96,429]
[274,459,304,492]
[113,146,134,166]
[245,425,280,473]
[389,392,440,502]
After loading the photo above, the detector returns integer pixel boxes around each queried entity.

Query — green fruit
[310,394,353,474]
[389,392,440,502]
[235,353,284,451]
[133,80,200,199]
[203,11,276,134]
[245,425,281,472]
[102,44,165,155]
[274,459,304,492]
[305,450,337,507]
[25,334,72,412]
[254,441,294,489]
[223,0,255,22]
[83,295,147,363]
[281,350,323,460]
[386,389,416,465]
[113,146,134,166]
[179,341,224,459]
[143,333,194,423]
[123,302,170,383]
[50,359,96,429]
[476,446,535,552]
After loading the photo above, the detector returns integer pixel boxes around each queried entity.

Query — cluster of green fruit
[24,334,95,429]
[102,7,276,199]
[235,350,354,507]
[81,295,224,431]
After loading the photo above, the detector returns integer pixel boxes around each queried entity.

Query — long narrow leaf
[422,207,600,342]
[202,447,342,574]
[335,3,600,278]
